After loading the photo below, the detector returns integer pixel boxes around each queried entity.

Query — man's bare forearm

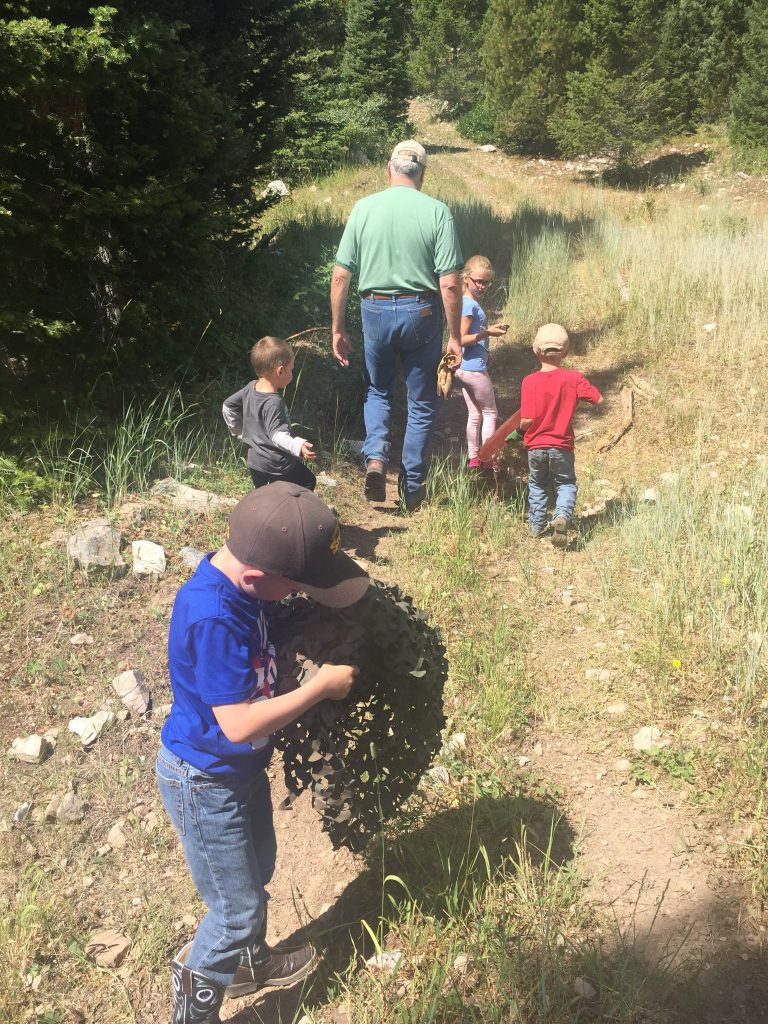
[330,265,352,331]
[439,271,463,357]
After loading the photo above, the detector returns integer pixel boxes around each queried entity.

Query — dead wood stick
[597,386,634,454]
[284,326,329,343]
[627,373,659,398]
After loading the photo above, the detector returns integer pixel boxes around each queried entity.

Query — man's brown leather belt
[362,291,436,301]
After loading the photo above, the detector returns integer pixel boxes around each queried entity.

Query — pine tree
[0,0,302,408]
[341,0,410,126]
[656,0,747,130]
[483,0,585,154]
[411,0,487,115]
[730,0,768,155]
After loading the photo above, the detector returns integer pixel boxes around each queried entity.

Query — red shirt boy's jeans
[527,447,577,534]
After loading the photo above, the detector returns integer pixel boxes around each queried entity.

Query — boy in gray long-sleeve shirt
[222,336,317,491]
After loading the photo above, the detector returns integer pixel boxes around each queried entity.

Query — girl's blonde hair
[463,254,494,279]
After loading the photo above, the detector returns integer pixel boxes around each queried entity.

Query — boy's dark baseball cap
[226,482,369,608]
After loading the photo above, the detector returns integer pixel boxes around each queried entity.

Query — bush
[549,60,663,161]
[457,104,495,143]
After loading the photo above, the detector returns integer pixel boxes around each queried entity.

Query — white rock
[13,802,32,824]
[152,478,236,511]
[131,540,166,577]
[10,734,53,764]
[180,547,206,570]
[66,519,126,575]
[261,179,289,198]
[111,670,150,717]
[107,820,128,849]
[585,668,611,682]
[316,474,338,489]
[446,732,467,752]
[69,633,94,647]
[518,756,530,767]
[642,487,658,503]
[632,726,670,751]
[45,795,62,821]
[479,144,497,153]
[606,702,627,715]
[613,758,632,772]
[426,765,450,786]
[181,913,197,928]
[702,322,717,332]
[68,707,114,747]
[452,953,470,974]
[574,977,597,999]
[85,929,132,968]
[58,790,87,822]
[365,950,402,971]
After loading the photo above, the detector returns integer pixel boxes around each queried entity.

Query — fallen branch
[627,373,659,399]
[597,386,633,454]
[284,326,329,343]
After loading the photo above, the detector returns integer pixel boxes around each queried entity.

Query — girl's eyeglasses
[468,276,493,288]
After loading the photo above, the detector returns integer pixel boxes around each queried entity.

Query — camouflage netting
[268,579,448,852]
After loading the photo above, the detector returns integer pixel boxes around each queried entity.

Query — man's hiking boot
[364,460,386,502]
[171,959,224,1023]
[225,941,319,997]
[552,516,568,549]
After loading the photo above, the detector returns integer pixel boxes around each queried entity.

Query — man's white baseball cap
[390,140,428,169]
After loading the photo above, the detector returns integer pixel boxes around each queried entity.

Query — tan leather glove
[436,352,460,398]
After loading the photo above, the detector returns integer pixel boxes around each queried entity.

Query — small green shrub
[457,104,495,143]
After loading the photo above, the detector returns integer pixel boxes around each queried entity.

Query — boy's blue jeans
[360,293,443,500]
[156,745,277,986]
[527,447,577,533]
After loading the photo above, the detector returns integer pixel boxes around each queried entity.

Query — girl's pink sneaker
[467,457,481,469]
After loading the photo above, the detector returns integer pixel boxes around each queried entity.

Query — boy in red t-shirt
[518,324,602,547]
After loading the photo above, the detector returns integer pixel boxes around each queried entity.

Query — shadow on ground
[594,149,713,190]
[236,791,575,1023]
[341,523,406,562]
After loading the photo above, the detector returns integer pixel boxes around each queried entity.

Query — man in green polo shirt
[330,140,463,512]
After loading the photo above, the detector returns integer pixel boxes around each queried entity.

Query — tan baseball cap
[227,483,370,608]
[533,323,569,356]
[390,139,428,169]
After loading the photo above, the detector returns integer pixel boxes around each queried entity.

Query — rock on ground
[152,478,236,511]
[131,540,166,577]
[111,669,150,716]
[66,519,126,575]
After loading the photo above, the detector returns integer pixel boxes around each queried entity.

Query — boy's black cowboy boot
[225,939,319,998]
[170,959,224,1023]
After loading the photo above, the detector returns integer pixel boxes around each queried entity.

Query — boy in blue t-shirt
[157,483,369,1023]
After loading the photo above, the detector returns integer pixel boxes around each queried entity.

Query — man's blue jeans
[360,293,443,499]
[527,447,577,534]
[156,746,277,986]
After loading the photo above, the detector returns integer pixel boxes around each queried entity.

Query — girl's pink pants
[455,368,498,460]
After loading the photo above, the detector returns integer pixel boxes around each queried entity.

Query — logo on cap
[330,524,341,555]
